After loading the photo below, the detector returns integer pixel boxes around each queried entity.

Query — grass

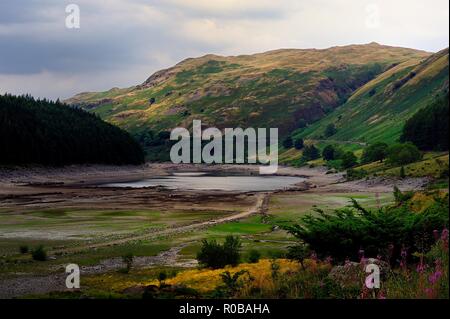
[0,208,230,242]
[268,192,394,226]
[355,152,449,178]
[23,188,448,299]
[65,45,435,152]
[208,216,272,235]
[294,51,448,146]
[0,208,232,278]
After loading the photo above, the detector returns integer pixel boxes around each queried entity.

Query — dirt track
[50,192,270,255]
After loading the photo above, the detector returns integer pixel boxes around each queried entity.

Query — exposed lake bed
[102,173,307,192]
[0,163,431,298]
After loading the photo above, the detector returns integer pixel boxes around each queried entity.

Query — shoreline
[0,162,430,194]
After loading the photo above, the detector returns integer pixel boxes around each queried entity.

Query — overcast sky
[0,0,448,100]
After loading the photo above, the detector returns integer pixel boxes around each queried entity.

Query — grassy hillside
[67,43,429,141]
[294,48,449,145]
[0,94,144,165]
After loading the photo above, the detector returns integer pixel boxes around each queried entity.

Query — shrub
[122,253,134,273]
[341,151,358,169]
[324,123,337,137]
[283,194,449,262]
[386,143,422,165]
[248,250,261,263]
[32,246,47,261]
[302,145,320,161]
[197,236,242,269]
[297,119,307,129]
[217,270,252,297]
[158,271,167,287]
[222,236,242,267]
[322,145,336,161]
[19,245,29,254]
[294,138,304,150]
[361,142,388,163]
[282,136,293,149]
[286,244,310,270]
[393,186,414,204]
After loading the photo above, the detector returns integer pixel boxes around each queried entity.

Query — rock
[122,285,146,296]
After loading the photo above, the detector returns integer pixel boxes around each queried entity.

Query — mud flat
[0,163,431,298]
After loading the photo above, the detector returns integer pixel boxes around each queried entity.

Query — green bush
[286,244,310,270]
[283,194,449,262]
[197,236,242,269]
[386,143,422,165]
[158,271,167,287]
[19,245,29,254]
[297,119,307,129]
[324,123,337,137]
[361,142,388,163]
[247,250,261,263]
[32,246,47,261]
[294,138,304,150]
[121,253,134,273]
[322,145,336,161]
[393,186,414,204]
[301,145,320,161]
[341,151,358,169]
[282,136,293,149]
[215,270,253,297]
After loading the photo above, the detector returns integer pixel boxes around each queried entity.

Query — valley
[1,42,448,300]
[0,163,428,298]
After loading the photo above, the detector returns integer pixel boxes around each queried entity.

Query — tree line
[401,93,449,151]
[0,94,144,165]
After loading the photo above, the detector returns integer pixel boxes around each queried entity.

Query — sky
[0,0,448,100]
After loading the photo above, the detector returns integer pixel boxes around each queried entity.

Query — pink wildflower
[378,291,386,299]
[428,270,443,285]
[416,262,426,273]
[400,247,408,268]
[433,229,440,241]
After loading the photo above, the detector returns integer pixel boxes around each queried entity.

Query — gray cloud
[0,0,448,100]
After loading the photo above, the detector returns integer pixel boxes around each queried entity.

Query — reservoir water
[103,172,305,192]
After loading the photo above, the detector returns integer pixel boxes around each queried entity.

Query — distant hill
[65,43,448,160]
[295,48,449,144]
[66,44,429,133]
[0,94,144,165]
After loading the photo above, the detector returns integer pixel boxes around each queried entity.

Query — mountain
[66,43,431,141]
[0,94,144,165]
[294,48,449,145]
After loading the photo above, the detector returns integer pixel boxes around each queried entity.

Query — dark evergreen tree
[294,138,304,150]
[324,123,337,137]
[302,145,320,161]
[341,151,358,168]
[401,93,449,151]
[0,94,144,165]
[297,119,307,129]
[386,143,422,165]
[322,145,336,161]
[282,136,293,149]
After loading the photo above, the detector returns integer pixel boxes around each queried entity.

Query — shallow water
[103,172,305,192]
